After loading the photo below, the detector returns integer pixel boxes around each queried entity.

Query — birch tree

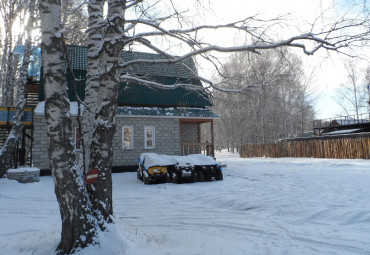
[334,60,368,119]
[0,0,29,105]
[39,1,97,254]
[213,49,315,150]
[61,0,88,45]
[367,67,370,107]
[0,0,36,178]
[38,0,370,254]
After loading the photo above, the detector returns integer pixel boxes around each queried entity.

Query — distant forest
[213,49,315,152]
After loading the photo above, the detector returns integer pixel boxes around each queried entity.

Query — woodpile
[240,133,370,159]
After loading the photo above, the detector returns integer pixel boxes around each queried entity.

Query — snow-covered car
[167,157,195,184]
[183,154,223,182]
[137,153,174,184]
[138,153,223,184]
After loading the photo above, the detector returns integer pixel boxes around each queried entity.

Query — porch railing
[181,142,214,157]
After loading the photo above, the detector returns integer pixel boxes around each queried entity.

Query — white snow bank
[7,167,40,173]
[73,224,129,255]
[139,153,219,169]
[34,101,83,115]
[34,101,45,114]
[7,167,40,183]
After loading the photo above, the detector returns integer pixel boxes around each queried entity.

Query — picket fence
[240,133,370,159]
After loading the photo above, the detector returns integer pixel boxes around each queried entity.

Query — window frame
[122,126,134,150]
[144,126,155,149]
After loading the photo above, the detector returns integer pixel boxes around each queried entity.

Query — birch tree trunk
[40,0,127,251]
[40,1,97,254]
[86,0,126,226]
[80,0,106,174]
[0,26,17,106]
[0,50,28,176]
[0,0,26,106]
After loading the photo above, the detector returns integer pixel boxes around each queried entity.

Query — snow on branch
[121,71,261,93]
[122,33,334,69]
[126,15,282,36]
[90,2,369,94]
[126,0,144,9]
[120,74,202,90]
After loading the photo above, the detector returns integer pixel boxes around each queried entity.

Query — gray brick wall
[180,122,199,143]
[32,115,50,169]
[33,115,82,170]
[32,115,182,168]
[113,117,181,166]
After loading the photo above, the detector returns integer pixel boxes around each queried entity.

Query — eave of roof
[116,106,220,119]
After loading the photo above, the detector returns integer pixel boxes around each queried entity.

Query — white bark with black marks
[40,0,97,254]
[87,0,127,227]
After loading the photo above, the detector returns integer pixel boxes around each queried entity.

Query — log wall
[240,133,370,159]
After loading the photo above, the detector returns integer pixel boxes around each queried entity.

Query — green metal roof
[39,45,211,107]
[116,106,220,119]
[65,46,198,78]
[122,51,198,79]
[66,45,87,70]
[119,75,211,107]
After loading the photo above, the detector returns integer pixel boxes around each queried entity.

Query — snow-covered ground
[1,152,370,255]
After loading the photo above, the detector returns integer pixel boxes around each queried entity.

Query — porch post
[198,122,201,154]
[179,119,182,155]
[211,119,215,157]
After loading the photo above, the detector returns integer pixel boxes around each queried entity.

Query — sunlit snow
[1,151,369,255]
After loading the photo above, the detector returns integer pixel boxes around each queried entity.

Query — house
[313,115,370,136]
[26,45,220,172]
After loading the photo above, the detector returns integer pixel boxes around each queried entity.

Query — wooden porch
[179,119,215,157]
[181,142,214,157]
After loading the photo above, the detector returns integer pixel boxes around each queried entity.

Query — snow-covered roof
[117,106,220,119]
[139,153,219,169]
[34,101,82,116]
[332,119,361,125]
[34,102,219,119]
[323,128,362,135]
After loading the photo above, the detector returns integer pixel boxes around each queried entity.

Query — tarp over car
[139,153,220,170]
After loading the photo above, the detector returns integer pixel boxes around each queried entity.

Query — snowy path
[1,152,370,254]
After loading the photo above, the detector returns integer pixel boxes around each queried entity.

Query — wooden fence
[240,133,370,159]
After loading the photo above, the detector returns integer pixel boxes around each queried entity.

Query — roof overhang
[116,106,221,119]
[34,101,82,116]
[34,102,221,120]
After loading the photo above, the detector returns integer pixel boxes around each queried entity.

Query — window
[144,126,155,149]
[75,127,81,150]
[122,126,133,150]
